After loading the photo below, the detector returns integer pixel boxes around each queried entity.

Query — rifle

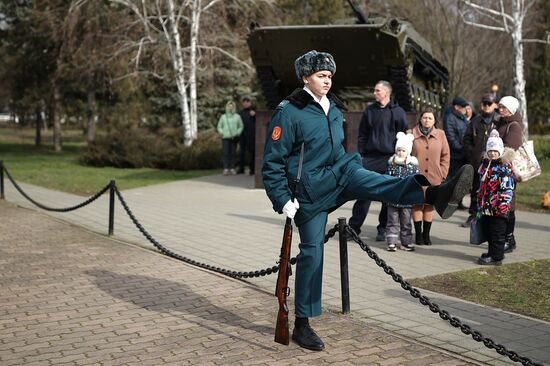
[274,143,304,345]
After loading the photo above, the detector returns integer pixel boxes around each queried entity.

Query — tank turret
[247,5,448,112]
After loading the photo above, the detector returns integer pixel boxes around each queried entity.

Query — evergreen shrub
[81,125,222,170]
[529,122,550,136]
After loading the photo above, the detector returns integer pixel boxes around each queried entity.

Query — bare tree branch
[112,70,165,82]
[499,0,509,32]
[462,0,515,22]
[202,0,224,13]
[198,45,253,70]
[522,37,550,44]
[459,15,507,32]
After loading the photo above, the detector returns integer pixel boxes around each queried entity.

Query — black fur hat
[294,50,336,81]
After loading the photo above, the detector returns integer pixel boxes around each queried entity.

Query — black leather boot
[425,165,474,219]
[423,221,432,245]
[504,233,516,253]
[292,317,324,351]
[414,221,423,245]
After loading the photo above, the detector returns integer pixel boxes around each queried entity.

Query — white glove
[282,199,300,219]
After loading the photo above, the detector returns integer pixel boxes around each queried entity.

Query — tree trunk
[511,1,529,138]
[189,0,200,141]
[52,82,63,152]
[35,107,42,147]
[167,0,193,146]
[86,84,98,143]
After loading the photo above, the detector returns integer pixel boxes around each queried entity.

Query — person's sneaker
[387,243,397,252]
[292,324,325,351]
[400,243,415,251]
[376,231,386,241]
[230,169,237,175]
[427,165,474,219]
[478,256,502,265]
[223,169,229,176]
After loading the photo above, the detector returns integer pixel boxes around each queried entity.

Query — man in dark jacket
[348,81,409,241]
[237,96,257,175]
[444,96,470,177]
[444,96,470,209]
[461,93,500,226]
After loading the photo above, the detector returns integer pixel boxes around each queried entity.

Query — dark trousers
[506,210,515,237]
[222,138,237,169]
[468,170,480,215]
[348,156,389,235]
[237,137,255,173]
[482,216,507,261]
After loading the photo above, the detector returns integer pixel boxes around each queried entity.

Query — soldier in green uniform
[262,50,473,351]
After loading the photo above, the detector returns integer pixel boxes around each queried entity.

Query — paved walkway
[2,173,549,365]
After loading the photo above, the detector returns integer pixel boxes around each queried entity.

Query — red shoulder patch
[271,126,282,141]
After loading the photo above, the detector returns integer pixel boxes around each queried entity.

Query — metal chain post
[338,217,350,314]
[108,180,115,236]
[0,160,4,199]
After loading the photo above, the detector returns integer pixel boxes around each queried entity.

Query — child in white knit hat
[476,130,516,265]
[385,132,419,251]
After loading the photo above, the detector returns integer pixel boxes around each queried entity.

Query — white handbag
[512,139,541,182]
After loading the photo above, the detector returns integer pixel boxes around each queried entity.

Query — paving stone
[2,176,549,365]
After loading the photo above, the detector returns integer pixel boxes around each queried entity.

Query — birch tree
[111,0,252,146]
[460,0,550,136]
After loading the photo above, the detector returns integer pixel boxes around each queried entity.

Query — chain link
[114,186,335,279]
[344,225,541,366]
[3,166,111,212]
[7,166,533,364]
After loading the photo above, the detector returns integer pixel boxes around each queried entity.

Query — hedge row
[80,126,222,170]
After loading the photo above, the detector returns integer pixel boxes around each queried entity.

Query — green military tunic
[263,88,426,317]
[263,89,362,227]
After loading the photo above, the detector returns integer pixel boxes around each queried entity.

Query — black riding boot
[292,317,324,351]
[423,221,432,245]
[414,221,423,245]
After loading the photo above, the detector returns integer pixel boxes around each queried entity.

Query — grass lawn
[0,126,219,195]
[408,259,550,321]
[515,158,550,212]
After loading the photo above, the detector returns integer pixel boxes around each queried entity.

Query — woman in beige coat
[411,108,450,245]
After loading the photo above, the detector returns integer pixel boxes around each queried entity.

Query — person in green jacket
[217,101,244,175]
[262,50,473,351]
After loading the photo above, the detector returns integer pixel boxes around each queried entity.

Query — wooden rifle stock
[274,216,293,345]
[273,142,304,346]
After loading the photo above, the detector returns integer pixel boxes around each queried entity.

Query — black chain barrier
[344,225,541,366]
[114,185,339,279]
[3,166,111,212]
[2,163,539,365]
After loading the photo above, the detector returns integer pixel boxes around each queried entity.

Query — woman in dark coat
[262,50,473,351]
[494,96,523,253]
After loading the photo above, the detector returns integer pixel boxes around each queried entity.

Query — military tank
[247,1,449,112]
